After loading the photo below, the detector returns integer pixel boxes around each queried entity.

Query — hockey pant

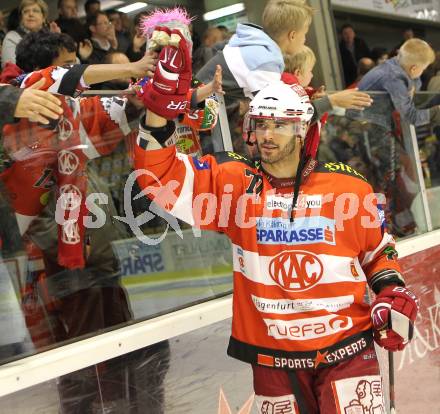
[253,345,386,414]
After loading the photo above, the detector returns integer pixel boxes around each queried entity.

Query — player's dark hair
[16,31,76,72]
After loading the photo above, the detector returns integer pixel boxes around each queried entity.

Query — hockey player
[132,25,419,412]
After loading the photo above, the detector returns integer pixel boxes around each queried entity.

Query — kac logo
[57,116,73,141]
[62,220,80,244]
[59,184,82,210]
[269,250,323,292]
[58,150,79,175]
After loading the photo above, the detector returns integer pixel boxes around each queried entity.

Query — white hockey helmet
[249,82,313,122]
[244,81,314,144]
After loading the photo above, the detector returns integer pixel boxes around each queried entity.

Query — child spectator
[284,46,372,113]
[197,0,313,103]
[283,45,316,89]
[349,38,440,235]
[196,0,371,132]
[354,39,440,131]
[281,46,326,161]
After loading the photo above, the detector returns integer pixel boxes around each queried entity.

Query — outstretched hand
[329,88,373,110]
[13,78,63,124]
[195,65,224,103]
[131,51,158,79]
[212,65,224,95]
[311,85,326,100]
[78,39,93,61]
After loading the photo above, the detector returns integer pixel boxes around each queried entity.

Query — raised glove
[370,285,419,351]
[136,26,192,120]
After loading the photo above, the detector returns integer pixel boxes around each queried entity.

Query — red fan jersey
[1,65,132,233]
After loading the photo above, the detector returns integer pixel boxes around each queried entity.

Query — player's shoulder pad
[314,161,368,182]
[214,151,256,168]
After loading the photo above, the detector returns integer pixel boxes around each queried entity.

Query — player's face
[255,119,299,165]
[52,48,77,66]
[286,22,309,55]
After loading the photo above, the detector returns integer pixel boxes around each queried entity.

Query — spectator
[392,28,414,54]
[282,46,316,88]
[210,25,231,56]
[27,167,170,413]
[427,51,440,92]
[2,32,167,410]
[339,23,371,86]
[0,10,6,44]
[106,9,130,53]
[196,0,313,104]
[55,0,88,43]
[216,25,231,41]
[349,38,439,235]
[196,0,372,155]
[84,0,100,19]
[126,11,148,62]
[355,39,439,129]
[192,27,223,73]
[6,8,20,32]
[347,57,375,89]
[281,46,369,165]
[2,28,156,259]
[15,31,77,72]
[371,47,389,65]
[87,11,117,63]
[1,0,49,67]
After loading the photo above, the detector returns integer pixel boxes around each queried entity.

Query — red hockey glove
[370,286,419,351]
[136,26,192,120]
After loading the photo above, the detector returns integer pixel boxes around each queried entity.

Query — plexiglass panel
[0,90,233,365]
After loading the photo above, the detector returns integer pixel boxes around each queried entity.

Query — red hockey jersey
[134,133,402,370]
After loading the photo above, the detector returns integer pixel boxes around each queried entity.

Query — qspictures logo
[53,169,387,246]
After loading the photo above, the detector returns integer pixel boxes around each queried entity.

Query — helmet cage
[244,115,310,146]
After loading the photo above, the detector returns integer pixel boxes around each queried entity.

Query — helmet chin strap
[245,131,255,146]
[290,138,308,223]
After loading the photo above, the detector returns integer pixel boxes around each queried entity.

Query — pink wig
[140,7,193,38]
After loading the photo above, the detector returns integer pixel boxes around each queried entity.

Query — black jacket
[87,39,115,64]
[339,37,371,86]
